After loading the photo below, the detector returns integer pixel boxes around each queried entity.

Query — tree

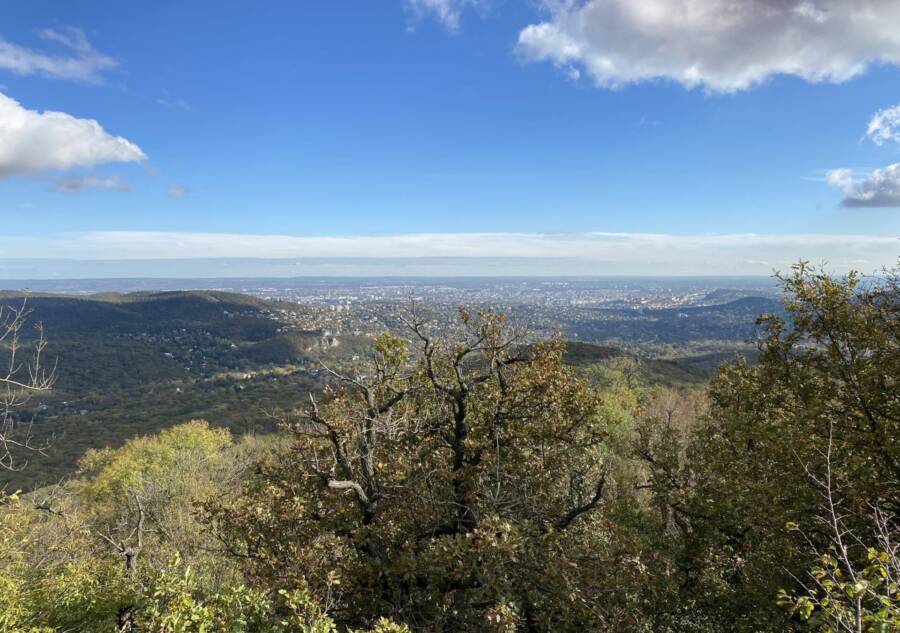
[0,298,54,472]
[676,261,900,631]
[778,425,900,633]
[207,308,642,631]
[1,421,255,631]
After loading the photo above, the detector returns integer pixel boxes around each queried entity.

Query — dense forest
[1,262,898,632]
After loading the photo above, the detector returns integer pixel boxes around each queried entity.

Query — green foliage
[661,261,900,631]
[137,553,272,633]
[372,332,408,371]
[77,420,232,501]
[778,546,900,632]
[0,489,133,632]
[34,557,134,631]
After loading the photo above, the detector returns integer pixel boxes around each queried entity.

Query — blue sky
[0,0,899,277]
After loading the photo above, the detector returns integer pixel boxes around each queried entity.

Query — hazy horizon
[0,252,893,282]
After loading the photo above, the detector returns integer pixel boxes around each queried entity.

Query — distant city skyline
[1,1,899,276]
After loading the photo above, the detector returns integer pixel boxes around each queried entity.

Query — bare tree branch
[0,297,55,472]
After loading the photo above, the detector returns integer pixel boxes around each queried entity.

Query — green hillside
[0,291,329,489]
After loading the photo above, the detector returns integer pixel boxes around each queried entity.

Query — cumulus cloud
[52,174,130,193]
[0,27,116,83]
[405,0,484,32]
[517,1,900,92]
[867,104,900,146]
[0,92,146,179]
[167,183,190,198]
[2,231,895,275]
[827,164,900,207]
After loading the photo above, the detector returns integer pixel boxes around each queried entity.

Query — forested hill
[0,290,282,338]
[563,295,783,344]
[563,340,751,386]
[0,291,339,489]
[0,291,334,389]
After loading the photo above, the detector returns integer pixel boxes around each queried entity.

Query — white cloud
[405,0,484,32]
[517,1,900,92]
[0,27,116,83]
[156,96,191,111]
[867,104,900,146]
[167,183,190,198]
[827,164,900,207]
[825,168,855,191]
[52,174,130,193]
[0,92,146,178]
[1,231,895,275]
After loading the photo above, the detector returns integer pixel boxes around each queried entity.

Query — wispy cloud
[517,1,900,92]
[0,92,146,178]
[405,0,485,32]
[167,183,190,198]
[52,174,130,193]
[0,26,116,83]
[1,231,896,276]
[156,96,191,111]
